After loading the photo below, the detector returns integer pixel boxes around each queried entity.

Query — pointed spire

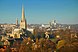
[22,5,25,21]
[20,5,27,29]
[16,18,18,25]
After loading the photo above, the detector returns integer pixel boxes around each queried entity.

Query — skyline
[0,0,78,24]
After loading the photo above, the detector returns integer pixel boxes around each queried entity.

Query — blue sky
[0,0,78,24]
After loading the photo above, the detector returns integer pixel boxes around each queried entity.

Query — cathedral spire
[20,5,27,29]
[22,5,25,21]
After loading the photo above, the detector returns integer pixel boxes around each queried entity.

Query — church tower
[16,18,18,26]
[20,6,27,29]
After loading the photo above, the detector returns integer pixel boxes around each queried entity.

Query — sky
[0,0,78,24]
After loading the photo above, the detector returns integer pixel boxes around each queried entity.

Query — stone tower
[16,18,18,26]
[20,6,27,29]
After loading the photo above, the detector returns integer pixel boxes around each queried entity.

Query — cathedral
[10,5,34,38]
[10,6,27,38]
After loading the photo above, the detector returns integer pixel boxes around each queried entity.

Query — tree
[30,34,35,39]
[56,40,65,49]
[41,33,45,38]
[36,34,41,39]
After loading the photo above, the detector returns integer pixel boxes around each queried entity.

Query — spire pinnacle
[22,5,25,21]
